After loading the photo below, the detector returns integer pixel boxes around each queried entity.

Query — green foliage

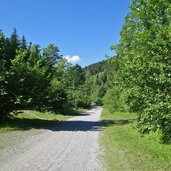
[111,0,171,143]
[103,88,127,113]
[0,29,90,117]
[64,64,91,108]
[0,29,21,115]
[83,59,114,105]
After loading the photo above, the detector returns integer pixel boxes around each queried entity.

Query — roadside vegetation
[103,0,171,143]
[0,29,91,118]
[101,108,171,171]
[100,1,171,169]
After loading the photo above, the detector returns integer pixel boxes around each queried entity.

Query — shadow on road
[0,115,131,132]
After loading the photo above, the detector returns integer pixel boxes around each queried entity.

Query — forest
[0,0,171,144]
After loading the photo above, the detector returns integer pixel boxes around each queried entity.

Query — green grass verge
[100,108,171,171]
[0,108,86,132]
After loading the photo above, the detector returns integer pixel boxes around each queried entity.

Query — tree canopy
[107,0,171,143]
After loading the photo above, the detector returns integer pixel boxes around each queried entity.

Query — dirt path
[0,106,103,171]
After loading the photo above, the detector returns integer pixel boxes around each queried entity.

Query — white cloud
[64,55,80,63]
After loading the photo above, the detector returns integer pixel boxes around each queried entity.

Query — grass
[100,108,171,171]
[0,108,86,132]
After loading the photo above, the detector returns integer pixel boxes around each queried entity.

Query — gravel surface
[0,106,103,171]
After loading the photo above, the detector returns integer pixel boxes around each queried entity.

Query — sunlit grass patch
[100,108,171,171]
[0,108,86,132]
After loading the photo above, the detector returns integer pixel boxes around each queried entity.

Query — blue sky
[0,0,131,66]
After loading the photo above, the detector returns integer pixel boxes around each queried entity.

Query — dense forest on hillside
[83,59,114,105]
[1,0,171,143]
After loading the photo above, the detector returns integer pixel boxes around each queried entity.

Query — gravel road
[0,106,103,171]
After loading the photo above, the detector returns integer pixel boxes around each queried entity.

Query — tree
[0,29,20,115]
[114,0,171,143]
[42,44,62,76]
